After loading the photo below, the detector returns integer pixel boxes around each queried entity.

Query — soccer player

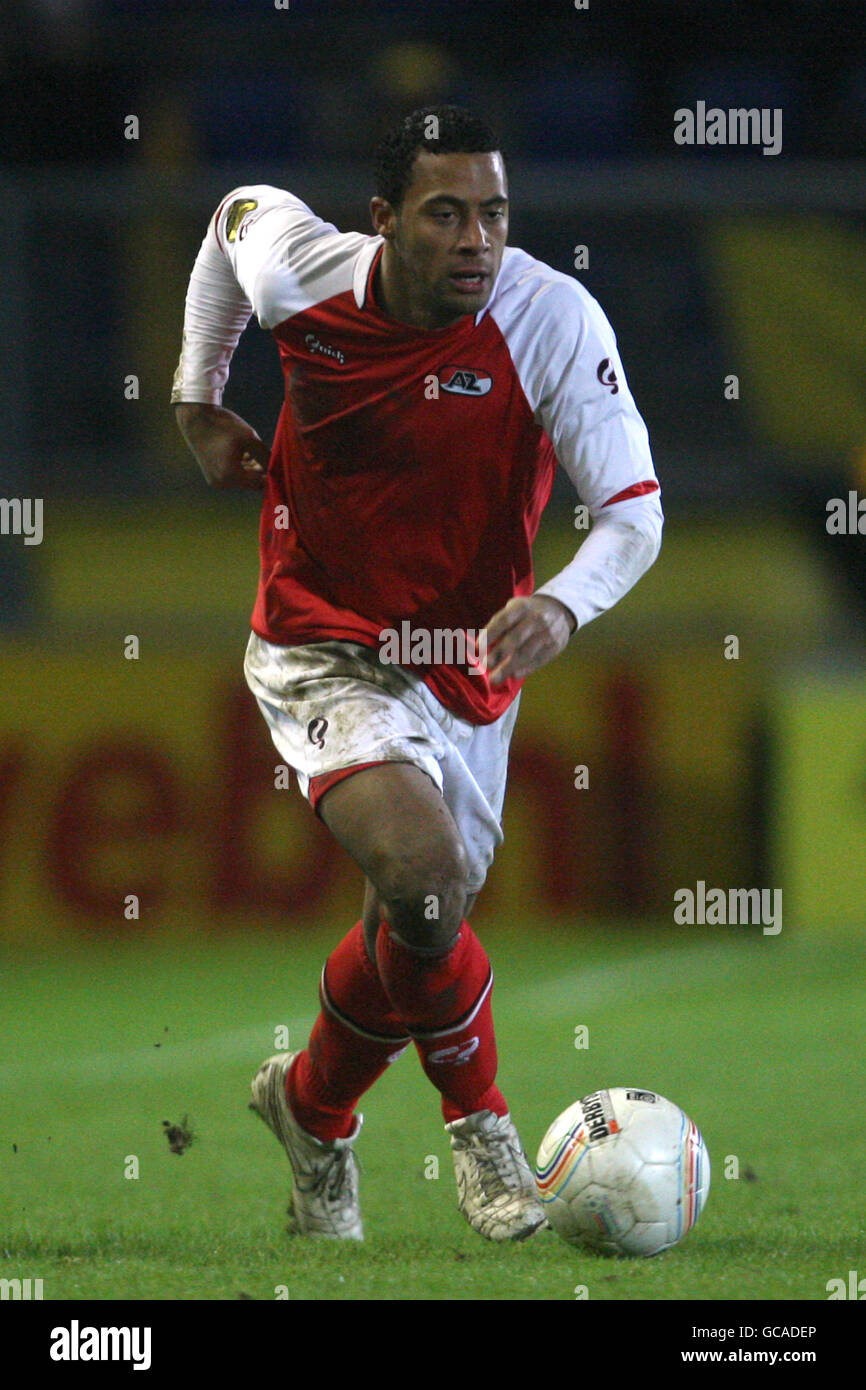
[172,107,662,1243]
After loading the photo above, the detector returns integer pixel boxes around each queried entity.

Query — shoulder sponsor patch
[225,199,259,243]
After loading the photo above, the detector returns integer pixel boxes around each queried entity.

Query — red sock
[375,919,507,1124]
[288,922,411,1141]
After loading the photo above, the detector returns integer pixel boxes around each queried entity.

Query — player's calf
[375,915,508,1116]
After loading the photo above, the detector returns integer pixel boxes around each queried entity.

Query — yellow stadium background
[2,491,860,939]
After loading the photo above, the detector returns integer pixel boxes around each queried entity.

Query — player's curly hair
[374,106,503,209]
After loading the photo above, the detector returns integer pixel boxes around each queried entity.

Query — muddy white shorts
[243,633,521,895]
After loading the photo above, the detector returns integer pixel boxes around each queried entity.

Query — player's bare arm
[173,401,269,490]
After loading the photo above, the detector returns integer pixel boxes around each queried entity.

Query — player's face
[373,150,508,330]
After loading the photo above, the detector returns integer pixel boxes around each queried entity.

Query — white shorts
[243,633,521,895]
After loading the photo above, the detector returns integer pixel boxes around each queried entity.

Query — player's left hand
[483,595,577,686]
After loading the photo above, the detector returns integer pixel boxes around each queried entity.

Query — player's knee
[375,841,469,952]
[386,894,464,953]
[385,877,467,950]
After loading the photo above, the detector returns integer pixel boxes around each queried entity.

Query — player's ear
[370,196,397,240]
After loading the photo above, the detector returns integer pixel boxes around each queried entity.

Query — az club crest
[439,366,493,396]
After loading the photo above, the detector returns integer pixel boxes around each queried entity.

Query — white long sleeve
[170,194,254,405]
[486,252,663,632]
[535,491,663,631]
[171,184,367,404]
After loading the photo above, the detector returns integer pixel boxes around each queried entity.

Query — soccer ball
[535,1087,710,1257]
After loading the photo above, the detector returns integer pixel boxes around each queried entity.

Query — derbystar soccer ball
[535,1087,710,1257]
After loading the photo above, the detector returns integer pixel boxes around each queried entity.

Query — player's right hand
[173,402,270,490]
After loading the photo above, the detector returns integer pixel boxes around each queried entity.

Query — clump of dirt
[162,1116,195,1155]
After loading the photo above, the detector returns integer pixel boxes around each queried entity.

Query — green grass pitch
[2,919,864,1301]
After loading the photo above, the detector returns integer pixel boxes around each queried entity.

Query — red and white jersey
[172,185,662,724]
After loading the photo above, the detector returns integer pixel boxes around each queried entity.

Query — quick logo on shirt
[596,359,619,394]
[307,718,328,749]
[305,332,346,365]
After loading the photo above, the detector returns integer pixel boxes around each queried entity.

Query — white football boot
[446,1109,547,1242]
[249,1051,363,1240]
